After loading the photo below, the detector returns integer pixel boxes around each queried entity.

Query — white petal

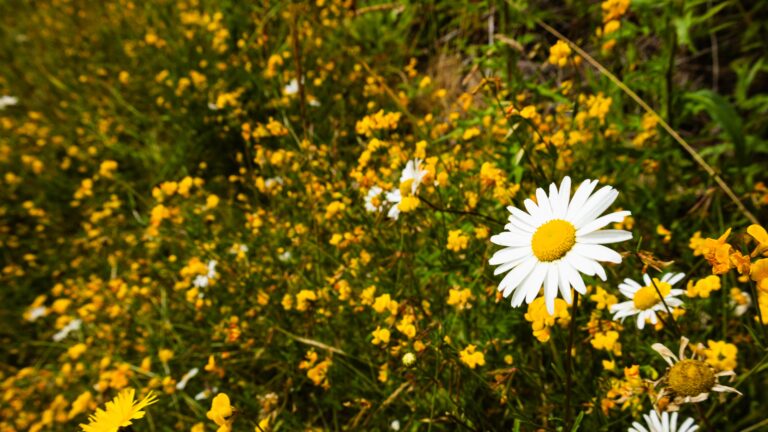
[576,229,633,244]
[592,260,607,281]
[524,199,546,221]
[493,257,526,276]
[563,260,586,295]
[573,243,623,264]
[515,262,547,307]
[557,261,573,304]
[667,272,685,286]
[575,211,631,236]
[566,179,598,220]
[565,252,596,276]
[499,257,537,297]
[535,188,553,217]
[558,176,571,214]
[643,273,652,286]
[651,343,678,365]
[548,183,565,218]
[490,232,531,247]
[506,217,534,233]
[507,206,537,229]
[544,264,559,314]
[489,246,532,266]
[571,186,617,228]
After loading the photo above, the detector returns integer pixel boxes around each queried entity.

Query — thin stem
[418,196,505,226]
[565,291,579,428]
[649,275,682,337]
[533,18,759,225]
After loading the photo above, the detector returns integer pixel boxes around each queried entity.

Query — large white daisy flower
[628,410,698,432]
[489,176,632,314]
[611,273,685,330]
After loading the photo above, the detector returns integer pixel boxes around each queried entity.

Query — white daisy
[652,337,741,411]
[628,410,698,432]
[385,159,429,220]
[364,186,384,213]
[53,318,82,342]
[0,95,18,110]
[488,176,632,314]
[175,367,199,390]
[193,260,217,288]
[284,78,300,95]
[611,273,685,330]
[399,158,428,193]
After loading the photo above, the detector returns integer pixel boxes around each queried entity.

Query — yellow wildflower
[459,344,486,369]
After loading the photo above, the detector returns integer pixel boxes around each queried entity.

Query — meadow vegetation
[1,0,768,430]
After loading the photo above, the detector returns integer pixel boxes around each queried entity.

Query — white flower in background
[194,387,216,400]
[278,250,292,262]
[729,288,751,316]
[385,189,403,220]
[488,176,632,314]
[611,273,685,330]
[207,102,219,110]
[365,186,384,213]
[390,419,401,431]
[53,318,82,342]
[284,79,299,95]
[264,177,284,189]
[0,95,19,110]
[628,410,698,432]
[175,367,199,390]
[193,260,217,288]
[25,305,47,322]
[399,158,428,194]
[385,159,429,220]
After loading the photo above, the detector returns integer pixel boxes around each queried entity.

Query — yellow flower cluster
[524,296,571,342]
[459,344,486,369]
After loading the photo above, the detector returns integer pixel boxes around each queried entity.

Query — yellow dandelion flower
[80,388,158,432]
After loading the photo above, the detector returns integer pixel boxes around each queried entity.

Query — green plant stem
[565,291,579,428]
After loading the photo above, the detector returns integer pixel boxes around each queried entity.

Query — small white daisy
[193,260,218,288]
[364,186,384,213]
[284,78,300,95]
[611,273,685,330]
[0,95,19,110]
[628,409,698,432]
[53,318,82,342]
[489,176,632,314]
[385,159,429,220]
[175,367,199,390]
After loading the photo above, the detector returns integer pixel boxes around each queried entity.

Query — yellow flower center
[633,280,671,310]
[531,219,576,262]
[668,359,715,397]
[399,179,415,196]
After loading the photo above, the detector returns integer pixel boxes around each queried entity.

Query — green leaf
[684,89,747,161]
[570,411,585,432]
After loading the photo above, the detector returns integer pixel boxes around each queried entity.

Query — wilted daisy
[628,409,698,432]
[489,177,632,314]
[611,273,685,330]
[652,337,741,411]
[80,388,158,432]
